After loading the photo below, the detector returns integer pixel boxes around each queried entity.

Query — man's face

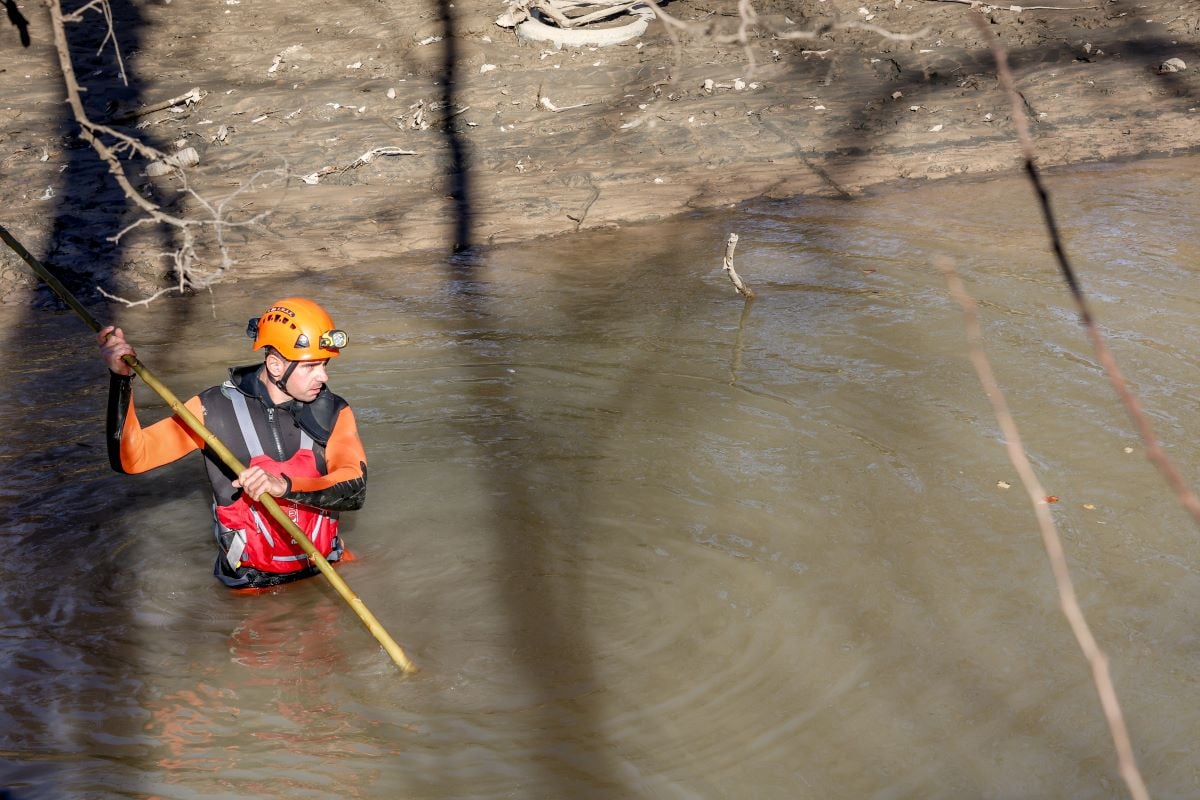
[286,359,329,402]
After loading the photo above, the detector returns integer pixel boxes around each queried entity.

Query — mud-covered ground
[0,0,1198,298]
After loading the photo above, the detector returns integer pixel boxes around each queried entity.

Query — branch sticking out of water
[722,233,755,300]
[937,255,1150,800]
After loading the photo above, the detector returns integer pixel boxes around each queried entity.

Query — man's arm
[285,405,368,511]
[106,373,205,473]
[100,324,204,474]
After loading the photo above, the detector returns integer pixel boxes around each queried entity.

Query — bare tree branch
[937,256,1150,800]
[47,0,288,301]
[971,8,1200,532]
[59,0,129,83]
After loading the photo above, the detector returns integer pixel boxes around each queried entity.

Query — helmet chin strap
[270,358,302,400]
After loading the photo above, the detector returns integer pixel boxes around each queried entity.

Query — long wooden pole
[0,223,417,674]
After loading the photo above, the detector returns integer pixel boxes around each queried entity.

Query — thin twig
[48,0,292,301]
[973,10,1166,799]
[540,96,592,112]
[49,0,175,218]
[60,0,129,84]
[300,147,418,184]
[972,9,1200,532]
[101,165,291,306]
[637,0,688,85]
[565,174,599,231]
[937,256,1149,800]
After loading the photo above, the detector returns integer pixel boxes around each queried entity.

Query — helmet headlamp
[320,330,349,350]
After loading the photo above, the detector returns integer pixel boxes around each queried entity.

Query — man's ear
[264,350,284,378]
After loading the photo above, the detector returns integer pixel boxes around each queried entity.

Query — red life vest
[214,391,339,575]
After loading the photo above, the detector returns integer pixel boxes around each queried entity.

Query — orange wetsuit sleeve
[115,390,207,474]
[288,405,367,495]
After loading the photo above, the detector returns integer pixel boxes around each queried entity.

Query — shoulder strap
[230,388,314,457]
[229,390,265,459]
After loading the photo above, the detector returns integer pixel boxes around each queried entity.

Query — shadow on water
[432,241,714,795]
[1,2,206,798]
[424,1,655,789]
[752,6,1200,786]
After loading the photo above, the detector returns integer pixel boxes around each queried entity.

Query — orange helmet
[247,297,347,361]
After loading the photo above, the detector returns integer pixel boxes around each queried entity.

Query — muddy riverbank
[1,0,1198,298]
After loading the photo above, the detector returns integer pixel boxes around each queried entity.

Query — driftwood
[721,233,755,299]
[111,86,205,124]
[301,146,419,184]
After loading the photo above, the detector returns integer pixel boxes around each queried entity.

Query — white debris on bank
[495,0,654,48]
[301,146,419,185]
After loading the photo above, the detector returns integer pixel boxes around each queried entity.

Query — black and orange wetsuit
[107,364,367,588]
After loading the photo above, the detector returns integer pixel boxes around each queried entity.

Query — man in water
[99,297,367,589]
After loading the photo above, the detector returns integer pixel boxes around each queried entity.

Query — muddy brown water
[4,156,1200,799]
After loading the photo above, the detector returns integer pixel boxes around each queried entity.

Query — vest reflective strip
[216,502,249,568]
[226,530,247,568]
[229,389,325,564]
[272,511,322,562]
[249,508,276,549]
[229,390,314,455]
[229,391,264,459]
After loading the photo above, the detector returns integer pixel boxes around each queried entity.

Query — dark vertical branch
[973,9,1200,532]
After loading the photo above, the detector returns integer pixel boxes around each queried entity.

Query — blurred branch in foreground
[937,255,1150,800]
[970,8,1200,532]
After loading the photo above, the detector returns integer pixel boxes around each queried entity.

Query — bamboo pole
[0,223,417,675]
